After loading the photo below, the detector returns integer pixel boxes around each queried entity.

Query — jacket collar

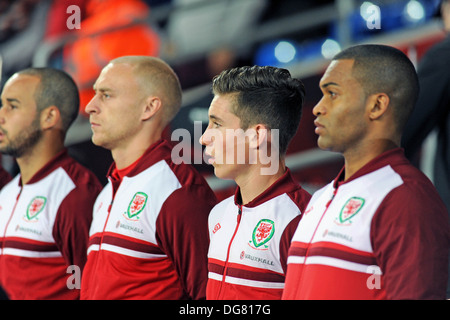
[234,168,301,208]
[107,139,172,182]
[333,147,408,188]
[20,148,71,186]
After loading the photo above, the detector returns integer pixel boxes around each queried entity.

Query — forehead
[209,94,242,125]
[3,74,40,93]
[319,59,357,87]
[209,94,236,115]
[94,62,138,90]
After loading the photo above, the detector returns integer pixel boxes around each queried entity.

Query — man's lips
[203,149,215,165]
[314,120,324,135]
[89,121,100,128]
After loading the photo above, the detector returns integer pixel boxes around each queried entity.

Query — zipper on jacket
[295,187,338,289]
[324,188,337,211]
[1,188,23,255]
[306,187,338,252]
[216,204,242,299]
[98,178,119,250]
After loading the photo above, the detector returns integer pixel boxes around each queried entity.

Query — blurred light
[254,39,300,67]
[189,108,209,124]
[274,41,297,64]
[405,0,425,22]
[321,39,341,59]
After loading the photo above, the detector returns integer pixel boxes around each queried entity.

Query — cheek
[338,107,368,140]
[8,117,35,135]
[211,130,240,163]
[204,128,226,159]
[224,131,246,151]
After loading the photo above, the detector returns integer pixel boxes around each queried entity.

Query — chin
[317,138,331,151]
[91,137,101,147]
[91,134,106,146]
[213,165,235,181]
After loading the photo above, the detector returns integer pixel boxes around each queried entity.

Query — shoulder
[60,156,103,191]
[162,182,217,215]
[209,195,234,216]
[55,158,103,212]
[391,160,444,203]
[373,162,448,231]
[286,186,312,213]
[164,157,213,190]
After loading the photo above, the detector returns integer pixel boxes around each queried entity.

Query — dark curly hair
[212,65,306,155]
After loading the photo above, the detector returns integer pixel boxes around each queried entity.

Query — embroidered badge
[25,196,47,221]
[125,192,148,221]
[249,219,275,249]
[338,197,365,225]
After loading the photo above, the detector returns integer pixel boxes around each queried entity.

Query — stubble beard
[0,117,43,158]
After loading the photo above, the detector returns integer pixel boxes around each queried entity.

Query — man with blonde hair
[81,56,217,300]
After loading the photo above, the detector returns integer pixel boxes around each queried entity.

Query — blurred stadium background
[0,0,446,200]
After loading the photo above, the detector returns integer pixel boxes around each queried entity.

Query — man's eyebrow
[6,98,21,104]
[92,85,113,92]
[320,82,339,89]
[209,114,223,122]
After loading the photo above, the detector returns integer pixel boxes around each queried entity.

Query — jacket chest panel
[209,194,300,273]
[294,165,404,253]
[90,161,181,245]
[0,170,75,243]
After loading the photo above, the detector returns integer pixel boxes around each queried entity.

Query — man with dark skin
[283,44,449,300]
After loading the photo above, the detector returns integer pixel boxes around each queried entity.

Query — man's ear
[40,106,61,130]
[367,93,390,121]
[248,124,270,149]
[141,96,162,121]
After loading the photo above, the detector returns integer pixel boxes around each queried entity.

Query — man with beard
[0,67,102,299]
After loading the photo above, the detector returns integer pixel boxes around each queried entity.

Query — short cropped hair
[111,56,182,125]
[333,44,419,133]
[212,65,306,155]
[17,67,79,132]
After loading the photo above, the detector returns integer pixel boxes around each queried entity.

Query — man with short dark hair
[200,65,311,299]
[0,67,102,299]
[283,44,449,300]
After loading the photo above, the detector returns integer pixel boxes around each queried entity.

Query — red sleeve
[155,185,217,300]
[279,215,301,274]
[280,188,311,274]
[371,184,449,300]
[52,176,102,272]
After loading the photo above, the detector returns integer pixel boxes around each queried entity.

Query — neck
[17,140,64,185]
[343,138,398,181]
[112,130,162,169]
[236,160,286,205]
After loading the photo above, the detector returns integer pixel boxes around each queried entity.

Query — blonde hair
[111,56,182,125]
